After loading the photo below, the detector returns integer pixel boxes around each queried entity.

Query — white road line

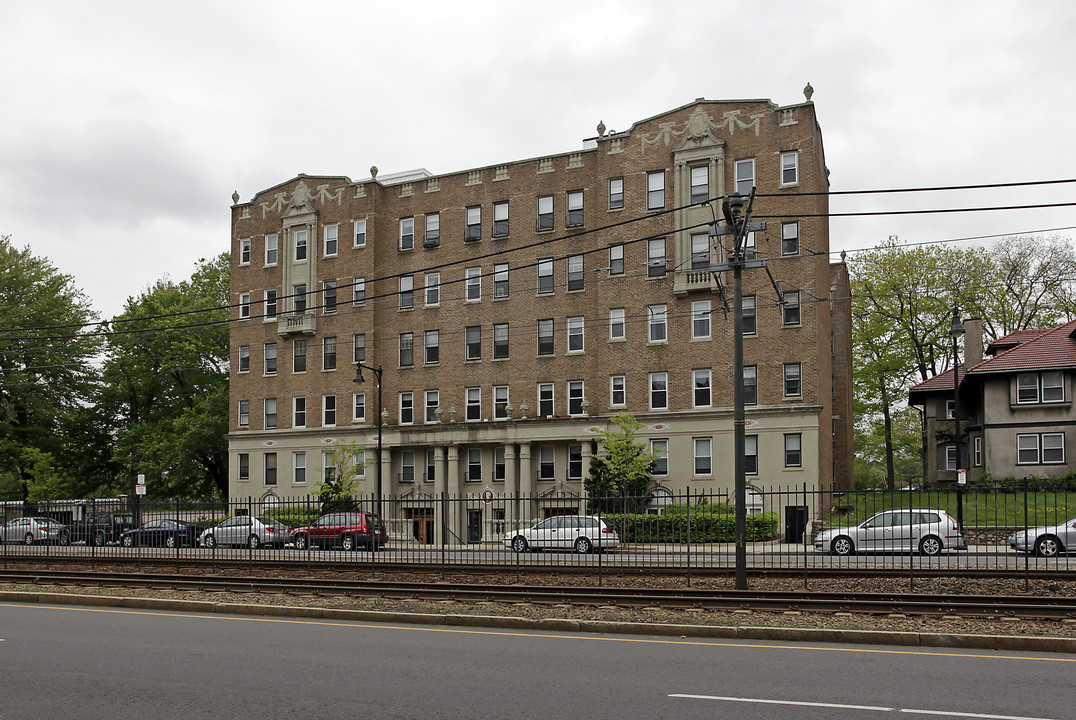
[669,695,1058,720]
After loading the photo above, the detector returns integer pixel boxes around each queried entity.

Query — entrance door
[466,509,482,543]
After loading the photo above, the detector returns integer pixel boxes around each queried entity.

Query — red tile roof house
[909,318,1076,487]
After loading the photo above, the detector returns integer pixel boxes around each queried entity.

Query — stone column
[518,442,533,524]
[504,444,518,526]
[446,445,460,544]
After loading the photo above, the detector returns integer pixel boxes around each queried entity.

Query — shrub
[604,509,779,543]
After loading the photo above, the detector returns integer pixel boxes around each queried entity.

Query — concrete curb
[3,590,1074,654]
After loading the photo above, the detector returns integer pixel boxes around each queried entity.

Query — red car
[290,512,387,551]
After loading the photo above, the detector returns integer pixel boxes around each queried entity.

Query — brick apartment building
[228,92,853,538]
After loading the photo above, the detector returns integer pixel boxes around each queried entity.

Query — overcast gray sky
[3,0,1074,320]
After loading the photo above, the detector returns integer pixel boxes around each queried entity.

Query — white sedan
[504,516,619,554]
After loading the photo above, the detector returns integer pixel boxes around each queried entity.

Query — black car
[67,512,135,546]
[120,519,197,548]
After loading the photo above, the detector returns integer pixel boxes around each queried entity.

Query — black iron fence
[3,484,1075,573]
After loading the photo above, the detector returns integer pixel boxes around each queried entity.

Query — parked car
[1009,517,1076,557]
[290,512,387,551]
[200,516,291,549]
[504,515,619,554]
[0,517,70,545]
[67,511,135,546]
[814,508,966,556]
[120,519,197,548]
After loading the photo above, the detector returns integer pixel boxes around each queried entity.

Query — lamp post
[353,362,383,515]
[950,307,965,530]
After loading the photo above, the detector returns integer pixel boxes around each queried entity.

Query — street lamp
[353,362,383,515]
[950,306,965,530]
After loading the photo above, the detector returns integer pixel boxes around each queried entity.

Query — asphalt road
[1,602,1074,720]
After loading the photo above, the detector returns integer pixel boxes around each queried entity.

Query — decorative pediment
[260,179,344,219]
[641,107,765,154]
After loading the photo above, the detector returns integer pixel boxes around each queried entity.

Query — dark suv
[68,512,135,546]
[290,512,387,551]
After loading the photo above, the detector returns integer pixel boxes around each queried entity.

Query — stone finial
[518,402,529,420]
[580,399,590,416]
[448,405,457,423]
[840,249,847,262]
[596,120,606,137]
[803,82,814,102]
[369,165,378,179]
[231,190,240,205]
[504,404,514,421]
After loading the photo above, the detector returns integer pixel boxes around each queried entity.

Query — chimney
[964,317,983,367]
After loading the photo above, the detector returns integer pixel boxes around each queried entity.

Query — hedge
[603,509,780,543]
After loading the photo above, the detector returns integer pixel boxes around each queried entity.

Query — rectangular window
[293,284,307,314]
[323,394,337,426]
[399,275,414,309]
[567,316,584,352]
[238,453,250,481]
[494,385,509,419]
[424,212,440,247]
[538,445,555,480]
[692,300,711,339]
[495,447,506,482]
[401,451,416,483]
[1043,433,1065,463]
[493,201,509,238]
[466,267,482,301]
[426,449,436,483]
[264,452,277,485]
[1043,372,1065,402]
[1019,433,1066,464]
[568,380,584,416]
[537,195,554,231]
[466,448,482,482]
[323,280,337,314]
[690,165,709,204]
[973,436,983,467]
[294,228,308,261]
[352,277,365,305]
[265,234,278,265]
[651,439,669,476]
[293,452,306,484]
[1017,435,1038,465]
[238,399,249,427]
[609,244,624,274]
[1017,374,1039,403]
[694,437,712,475]
[353,392,366,422]
[466,206,482,242]
[264,343,277,374]
[239,292,251,319]
[784,363,802,397]
[782,222,800,255]
[493,323,509,359]
[691,233,710,269]
[647,170,665,210]
[537,319,554,355]
[240,238,251,265]
[292,337,305,374]
[399,217,414,251]
[647,238,666,276]
[781,151,799,185]
[566,190,583,227]
[648,304,667,343]
[608,177,624,210]
[353,219,366,248]
[425,390,439,423]
[609,308,625,340]
[353,333,365,363]
[492,263,509,298]
[568,444,583,480]
[784,433,802,467]
[324,224,338,256]
[693,369,712,408]
[293,396,306,428]
[399,392,413,425]
[264,398,277,429]
[735,158,755,195]
[322,336,336,371]
[650,371,668,410]
[265,289,277,319]
[567,254,584,291]
[238,345,250,373]
[424,330,439,364]
[399,332,414,367]
[610,375,626,406]
[537,258,554,294]
[745,436,758,474]
[466,325,481,361]
[744,366,758,405]
[743,295,757,335]
[425,273,440,306]
[466,387,481,421]
[322,452,336,487]
[782,290,801,325]
[538,382,554,418]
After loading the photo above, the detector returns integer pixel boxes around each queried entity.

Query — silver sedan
[199,516,291,549]
[1,517,70,545]
[1009,517,1076,557]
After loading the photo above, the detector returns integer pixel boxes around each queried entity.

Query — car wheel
[23,533,35,546]
[122,535,135,548]
[203,534,216,549]
[294,534,308,551]
[574,537,593,554]
[511,536,529,553]
[57,531,70,546]
[93,531,107,547]
[831,536,854,556]
[247,534,261,550]
[1035,535,1061,558]
[165,535,177,548]
[919,535,942,556]
[341,535,356,552]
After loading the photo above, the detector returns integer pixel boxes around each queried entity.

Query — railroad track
[2,568,1074,621]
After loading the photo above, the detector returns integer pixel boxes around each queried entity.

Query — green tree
[316,441,372,513]
[0,235,103,500]
[585,413,657,512]
[98,254,230,498]
[981,234,1076,337]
